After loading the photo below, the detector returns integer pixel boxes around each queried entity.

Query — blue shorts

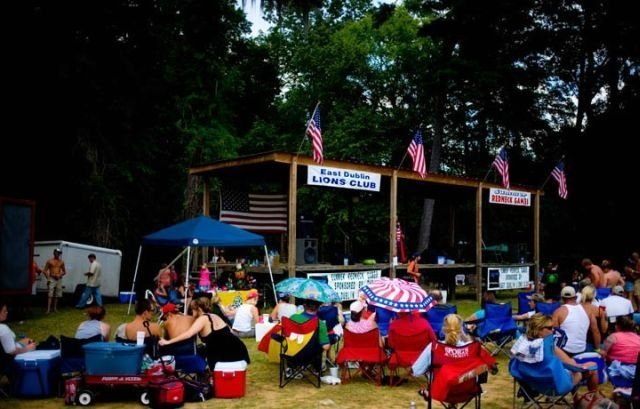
[624,281,634,292]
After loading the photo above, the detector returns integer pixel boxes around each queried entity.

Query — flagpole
[482,143,505,182]
[295,101,321,157]
[540,155,565,191]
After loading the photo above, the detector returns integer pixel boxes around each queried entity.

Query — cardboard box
[13,349,61,397]
[83,342,145,375]
[214,360,247,398]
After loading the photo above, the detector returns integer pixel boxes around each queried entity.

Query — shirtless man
[123,299,162,340]
[161,303,194,339]
[582,258,605,288]
[42,248,66,313]
[602,259,624,288]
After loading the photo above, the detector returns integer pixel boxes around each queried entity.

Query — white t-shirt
[600,295,634,318]
[232,304,255,332]
[0,323,19,354]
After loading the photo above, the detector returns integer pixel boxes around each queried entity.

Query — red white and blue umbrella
[359,277,434,312]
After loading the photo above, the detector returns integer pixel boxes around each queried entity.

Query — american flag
[551,161,568,199]
[306,106,323,164]
[407,130,427,178]
[492,147,510,189]
[219,190,288,233]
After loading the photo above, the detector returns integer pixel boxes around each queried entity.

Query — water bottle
[409,401,417,409]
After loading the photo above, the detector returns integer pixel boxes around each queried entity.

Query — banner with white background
[308,165,381,192]
[307,270,382,301]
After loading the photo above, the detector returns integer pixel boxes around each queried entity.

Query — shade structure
[275,277,340,303]
[359,277,434,312]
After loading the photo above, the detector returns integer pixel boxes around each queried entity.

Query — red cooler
[214,360,247,398]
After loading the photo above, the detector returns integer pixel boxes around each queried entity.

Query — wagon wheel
[139,391,151,406]
[76,390,94,406]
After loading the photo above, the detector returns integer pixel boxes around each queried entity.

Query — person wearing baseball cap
[231,290,259,338]
[161,302,195,341]
[514,293,546,321]
[599,285,634,318]
[43,248,66,313]
[345,300,378,335]
[552,286,600,356]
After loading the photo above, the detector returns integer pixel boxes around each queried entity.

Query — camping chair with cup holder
[336,328,387,386]
[387,321,432,386]
[425,304,458,341]
[475,302,518,359]
[425,340,497,409]
[272,316,323,388]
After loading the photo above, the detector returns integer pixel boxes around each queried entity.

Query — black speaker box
[296,238,318,265]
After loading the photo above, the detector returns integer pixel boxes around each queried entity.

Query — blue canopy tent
[128,215,277,314]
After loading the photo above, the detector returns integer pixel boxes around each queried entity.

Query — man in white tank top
[552,286,601,355]
[232,290,259,338]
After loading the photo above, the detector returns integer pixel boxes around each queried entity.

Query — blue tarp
[142,215,265,247]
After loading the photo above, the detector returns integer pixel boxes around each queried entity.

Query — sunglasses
[542,325,554,330]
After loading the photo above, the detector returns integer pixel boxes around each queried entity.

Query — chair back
[509,334,574,396]
[430,341,496,404]
[518,291,535,315]
[374,307,396,337]
[535,301,561,316]
[425,304,457,340]
[477,302,517,338]
[596,287,611,301]
[388,322,430,367]
[336,328,385,364]
[279,317,320,362]
[60,334,103,375]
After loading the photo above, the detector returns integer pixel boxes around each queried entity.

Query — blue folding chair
[510,334,586,408]
[424,304,457,340]
[476,302,518,358]
[518,291,535,315]
[535,301,561,316]
[595,287,611,301]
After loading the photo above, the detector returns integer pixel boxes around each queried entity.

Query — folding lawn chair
[336,328,387,386]
[425,304,457,341]
[159,336,208,380]
[426,341,497,409]
[518,291,535,315]
[60,334,103,377]
[387,320,432,386]
[476,302,518,358]
[607,352,640,408]
[273,316,323,388]
[534,301,561,316]
[509,334,588,408]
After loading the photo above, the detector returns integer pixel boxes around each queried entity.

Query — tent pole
[184,247,191,314]
[264,245,277,304]
[128,245,143,315]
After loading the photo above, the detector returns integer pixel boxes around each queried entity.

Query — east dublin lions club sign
[489,188,531,207]
[307,165,381,192]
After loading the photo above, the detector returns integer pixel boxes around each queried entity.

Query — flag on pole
[407,130,427,178]
[551,161,568,199]
[306,106,323,164]
[220,190,288,233]
[492,147,510,189]
[396,221,407,264]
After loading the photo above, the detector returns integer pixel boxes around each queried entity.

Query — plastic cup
[329,367,339,378]
[263,314,270,323]
[136,331,145,346]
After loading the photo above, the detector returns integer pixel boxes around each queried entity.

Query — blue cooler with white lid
[13,349,61,397]
[83,342,145,375]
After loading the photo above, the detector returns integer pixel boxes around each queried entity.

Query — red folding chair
[336,328,387,386]
[387,323,431,386]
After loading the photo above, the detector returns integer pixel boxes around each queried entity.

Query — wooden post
[534,190,541,290]
[287,158,298,279]
[475,183,483,302]
[389,170,398,278]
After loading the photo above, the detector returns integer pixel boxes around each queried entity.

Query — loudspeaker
[296,238,318,265]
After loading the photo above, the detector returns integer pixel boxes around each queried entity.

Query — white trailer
[34,241,122,297]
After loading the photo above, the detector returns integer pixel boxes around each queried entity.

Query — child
[198,263,211,292]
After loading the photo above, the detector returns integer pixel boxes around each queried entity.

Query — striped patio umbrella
[359,277,434,312]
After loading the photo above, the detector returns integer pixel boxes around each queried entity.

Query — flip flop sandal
[418,388,430,401]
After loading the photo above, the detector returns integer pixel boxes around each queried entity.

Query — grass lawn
[3,289,603,408]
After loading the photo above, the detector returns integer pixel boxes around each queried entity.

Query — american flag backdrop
[551,161,568,199]
[306,106,323,164]
[492,147,510,189]
[219,190,288,233]
[407,130,427,178]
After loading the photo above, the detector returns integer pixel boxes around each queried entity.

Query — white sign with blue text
[307,165,381,192]
[307,270,382,301]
